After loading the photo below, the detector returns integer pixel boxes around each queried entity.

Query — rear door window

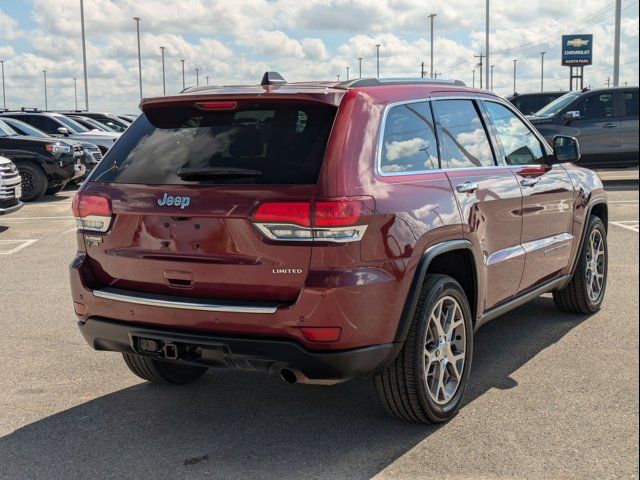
[484,101,545,166]
[90,103,337,185]
[379,101,439,174]
[434,99,495,169]
[618,90,639,117]
[576,93,614,119]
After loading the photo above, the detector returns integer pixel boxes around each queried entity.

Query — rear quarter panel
[561,163,607,276]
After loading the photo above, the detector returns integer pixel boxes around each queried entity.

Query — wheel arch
[392,240,479,345]
[567,198,608,279]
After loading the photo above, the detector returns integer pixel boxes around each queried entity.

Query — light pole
[160,46,166,95]
[195,68,199,86]
[613,0,621,85]
[206,75,209,86]
[429,13,437,78]
[346,66,350,81]
[512,59,518,94]
[80,0,89,110]
[472,69,476,88]
[0,60,5,110]
[180,59,185,90]
[133,17,142,99]
[42,70,48,110]
[337,74,340,82]
[375,44,381,78]
[73,77,78,110]
[485,0,490,91]
[540,51,546,91]
[490,65,494,91]
[358,57,363,78]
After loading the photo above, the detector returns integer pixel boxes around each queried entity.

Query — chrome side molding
[92,288,278,314]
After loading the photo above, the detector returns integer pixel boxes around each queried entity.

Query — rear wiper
[176,167,263,180]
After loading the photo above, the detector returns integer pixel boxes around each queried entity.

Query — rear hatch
[78,95,340,303]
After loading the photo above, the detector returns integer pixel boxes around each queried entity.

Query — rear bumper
[70,252,412,350]
[78,317,399,381]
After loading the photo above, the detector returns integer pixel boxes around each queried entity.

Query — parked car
[2,116,103,182]
[62,111,130,132]
[0,119,84,201]
[0,155,22,215]
[117,114,137,123]
[70,73,608,424]
[507,91,568,115]
[0,110,120,154]
[528,86,639,168]
[69,115,118,133]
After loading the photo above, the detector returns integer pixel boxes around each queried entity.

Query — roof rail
[335,77,466,89]
[20,107,42,112]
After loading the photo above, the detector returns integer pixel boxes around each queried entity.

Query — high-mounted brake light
[72,193,112,233]
[195,101,238,110]
[252,199,369,243]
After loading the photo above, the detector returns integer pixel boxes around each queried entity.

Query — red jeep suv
[69,73,608,423]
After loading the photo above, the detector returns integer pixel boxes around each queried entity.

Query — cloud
[0,0,636,113]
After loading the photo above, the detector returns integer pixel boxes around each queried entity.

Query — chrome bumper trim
[92,288,279,314]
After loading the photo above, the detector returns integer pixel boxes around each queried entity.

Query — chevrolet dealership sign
[562,34,593,66]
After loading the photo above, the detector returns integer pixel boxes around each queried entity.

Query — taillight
[252,198,369,243]
[254,202,311,227]
[72,193,112,232]
[314,201,362,227]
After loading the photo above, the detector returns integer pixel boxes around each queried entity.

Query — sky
[0,0,638,114]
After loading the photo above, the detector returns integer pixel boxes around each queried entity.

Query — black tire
[553,216,608,314]
[122,353,208,385]
[375,274,473,423]
[17,163,47,202]
[45,181,67,196]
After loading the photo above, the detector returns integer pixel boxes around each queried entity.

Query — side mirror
[563,110,581,122]
[553,135,581,164]
[57,127,69,136]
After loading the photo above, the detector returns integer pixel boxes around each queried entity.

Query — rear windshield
[90,103,337,185]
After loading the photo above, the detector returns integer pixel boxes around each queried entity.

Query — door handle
[456,181,479,193]
[603,122,618,128]
[520,177,540,187]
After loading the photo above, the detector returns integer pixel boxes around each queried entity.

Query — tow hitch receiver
[133,335,226,365]
[163,342,178,360]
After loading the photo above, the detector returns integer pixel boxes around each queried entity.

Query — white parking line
[0,239,39,255]
[611,221,639,233]
[0,216,74,221]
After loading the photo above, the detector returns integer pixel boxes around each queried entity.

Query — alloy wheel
[424,296,467,405]
[585,229,606,303]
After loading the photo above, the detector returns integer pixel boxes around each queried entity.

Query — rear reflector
[73,302,87,315]
[300,327,342,342]
[72,193,112,232]
[195,101,238,110]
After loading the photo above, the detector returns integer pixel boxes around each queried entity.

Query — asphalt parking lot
[0,181,638,480]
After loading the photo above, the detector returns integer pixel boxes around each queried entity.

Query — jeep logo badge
[157,193,191,209]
